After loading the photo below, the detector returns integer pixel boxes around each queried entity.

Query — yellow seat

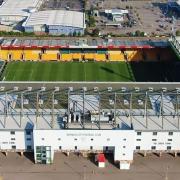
[95,54,106,61]
[42,50,59,61]
[24,50,41,61]
[108,51,125,61]
[72,53,82,60]
[10,50,23,61]
[0,50,9,60]
[125,50,143,61]
[61,54,72,61]
[84,53,95,60]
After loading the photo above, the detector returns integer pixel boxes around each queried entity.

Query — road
[0,152,180,180]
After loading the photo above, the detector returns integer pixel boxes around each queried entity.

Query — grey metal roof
[23,10,85,29]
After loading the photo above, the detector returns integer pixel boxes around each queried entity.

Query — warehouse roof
[0,0,41,17]
[23,10,85,29]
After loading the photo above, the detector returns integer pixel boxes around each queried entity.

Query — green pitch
[2,61,135,81]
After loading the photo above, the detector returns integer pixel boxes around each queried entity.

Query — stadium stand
[108,50,125,61]
[124,50,143,61]
[24,50,40,61]
[0,38,179,62]
[142,49,158,61]
[42,50,59,61]
[83,50,96,61]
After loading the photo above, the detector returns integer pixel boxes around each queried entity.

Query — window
[26,131,31,135]
[152,139,157,141]
[137,132,141,136]
[105,146,108,151]
[123,138,126,141]
[91,138,94,141]
[168,132,173,136]
[59,146,62,150]
[58,138,61,141]
[2,142,8,144]
[74,138,77,141]
[10,131,15,135]
[136,139,141,141]
[167,146,171,150]
[12,145,16,149]
[151,146,156,150]
[26,138,31,141]
[123,146,126,148]
[136,146,140,150]
[41,138,44,141]
[27,146,32,150]
[90,146,93,150]
[123,153,126,156]
[168,139,172,141]
[11,138,15,141]
[107,138,110,141]
[153,132,157,136]
[75,146,77,150]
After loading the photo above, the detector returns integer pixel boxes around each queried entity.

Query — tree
[92,28,100,36]
[135,30,141,37]
[73,31,77,37]
[89,15,96,27]
[176,30,180,36]
[77,31,81,36]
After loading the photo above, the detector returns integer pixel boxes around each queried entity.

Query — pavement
[0,152,180,180]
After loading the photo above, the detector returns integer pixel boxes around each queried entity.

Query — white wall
[33,129,135,162]
[0,130,33,150]
[135,131,180,151]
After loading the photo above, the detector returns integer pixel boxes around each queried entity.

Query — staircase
[169,36,180,60]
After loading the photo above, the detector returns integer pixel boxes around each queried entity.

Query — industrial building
[0,0,42,26]
[105,9,129,22]
[0,37,179,61]
[23,10,86,35]
[0,82,180,169]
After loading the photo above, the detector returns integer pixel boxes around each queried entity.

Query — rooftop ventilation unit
[121,87,126,92]
[0,86,5,91]
[41,87,46,91]
[108,87,112,92]
[82,87,87,91]
[162,87,167,92]
[94,87,99,92]
[148,87,153,92]
[135,87,140,92]
[27,87,32,91]
[69,87,73,92]
[14,86,19,91]
[54,87,60,92]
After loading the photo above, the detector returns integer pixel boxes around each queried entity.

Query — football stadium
[0,36,179,170]
[0,36,179,82]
